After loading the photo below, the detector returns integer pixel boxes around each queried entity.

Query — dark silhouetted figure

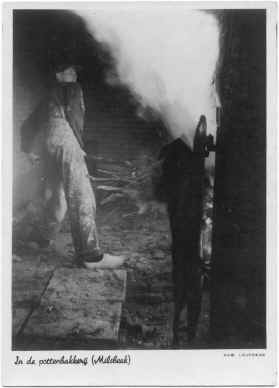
[159,116,206,345]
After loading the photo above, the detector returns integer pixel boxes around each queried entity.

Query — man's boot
[83,253,125,269]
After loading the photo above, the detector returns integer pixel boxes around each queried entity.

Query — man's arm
[80,87,86,115]
[63,83,85,149]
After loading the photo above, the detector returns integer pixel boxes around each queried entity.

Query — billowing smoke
[77,8,220,149]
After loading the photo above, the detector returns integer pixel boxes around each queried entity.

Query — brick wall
[84,84,162,161]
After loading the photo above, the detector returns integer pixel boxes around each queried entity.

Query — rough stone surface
[41,268,127,302]
[12,256,54,335]
[24,301,123,340]
[23,268,127,341]
[13,307,30,335]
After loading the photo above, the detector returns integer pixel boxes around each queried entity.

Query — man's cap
[53,63,82,73]
[48,49,83,74]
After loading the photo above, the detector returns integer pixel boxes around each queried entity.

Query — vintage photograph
[10,4,269,355]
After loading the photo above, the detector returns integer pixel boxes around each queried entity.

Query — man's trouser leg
[41,170,68,242]
[45,118,102,262]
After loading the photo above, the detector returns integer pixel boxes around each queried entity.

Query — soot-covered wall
[13,10,162,210]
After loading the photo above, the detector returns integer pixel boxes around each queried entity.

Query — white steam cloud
[77,8,220,149]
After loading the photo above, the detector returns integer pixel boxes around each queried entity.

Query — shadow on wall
[13,65,46,213]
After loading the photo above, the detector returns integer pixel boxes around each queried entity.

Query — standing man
[21,63,124,269]
[159,116,207,344]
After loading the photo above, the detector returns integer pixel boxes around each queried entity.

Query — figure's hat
[53,62,82,73]
[48,50,82,73]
